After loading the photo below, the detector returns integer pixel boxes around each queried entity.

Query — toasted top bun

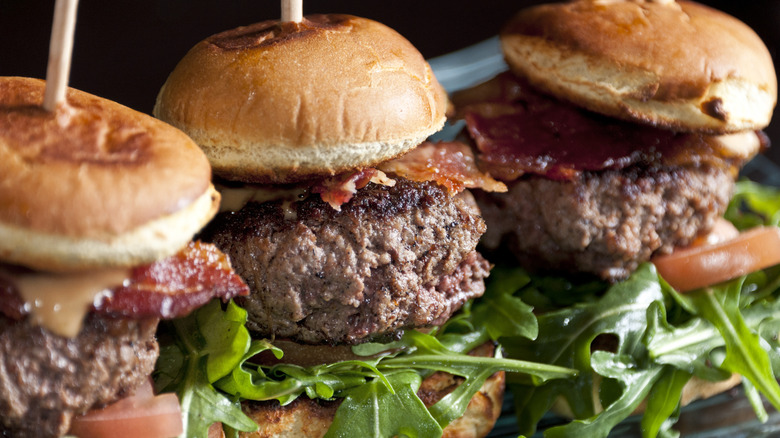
[0,77,219,272]
[501,0,777,133]
[153,14,448,184]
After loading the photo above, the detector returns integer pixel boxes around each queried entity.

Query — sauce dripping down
[11,268,130,338]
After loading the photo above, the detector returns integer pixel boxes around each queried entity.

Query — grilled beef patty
[202,178,489,345]
[0,314,159,438]
[475,164,734,281]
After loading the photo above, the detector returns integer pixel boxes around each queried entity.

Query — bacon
[0,241,249,322]
[312,169,395,210]
[95,241,249,319]
[0,271,26,321]
[458,72,732,182]
[379,141,507,195]
[309,142,507,210]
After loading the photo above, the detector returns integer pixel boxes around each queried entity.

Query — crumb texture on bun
[501,0,777,133]
[153,14,448,184]
[0,77,218,271]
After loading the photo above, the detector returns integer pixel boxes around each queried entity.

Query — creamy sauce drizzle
[217,184,307,214]
[12,268,130,338]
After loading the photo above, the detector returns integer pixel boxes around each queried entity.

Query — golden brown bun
[153,14,448,184]
[501,0,777,133]
[238,343,505,438]
[0,77,219,271]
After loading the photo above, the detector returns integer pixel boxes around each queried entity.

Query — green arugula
[325,371,442,438]
[154,300,258,438]
[495,180,780,437]
[154,181,780,438]
[155,270,576,438]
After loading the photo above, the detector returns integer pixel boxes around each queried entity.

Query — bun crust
[153,14,447,184]
[0,77,218,270]
[501,0,777,133]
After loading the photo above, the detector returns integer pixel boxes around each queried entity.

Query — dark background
[0,1,777,152]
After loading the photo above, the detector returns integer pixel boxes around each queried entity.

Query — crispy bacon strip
[457,72,733,182]
[95,241,249,319]
[312,169,395,210]
[0,241,249,322]
[379,141,506,195]
[309,142,506,210]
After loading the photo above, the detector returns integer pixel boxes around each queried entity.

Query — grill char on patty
[474,164,735,282]
[202,178,490,345]
[0,314,159,438]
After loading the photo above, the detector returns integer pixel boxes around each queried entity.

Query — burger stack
[0,77,249,437]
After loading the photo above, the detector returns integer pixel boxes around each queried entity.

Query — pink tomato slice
[652,225,780,292]
[68,380,183,438]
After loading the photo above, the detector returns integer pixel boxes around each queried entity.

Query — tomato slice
[652,225,780,292]
[68,381,183,438]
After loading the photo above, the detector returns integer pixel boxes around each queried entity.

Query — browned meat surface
[0,314,159,438]
[203,178,489,345]
[475,164,734,281]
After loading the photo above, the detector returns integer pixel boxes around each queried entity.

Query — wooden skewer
[43,0,79,112]
[281,0,303,23]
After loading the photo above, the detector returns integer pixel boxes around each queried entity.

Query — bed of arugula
[152,257,576,437]
[153,180,780,438]
[500,180,780,438]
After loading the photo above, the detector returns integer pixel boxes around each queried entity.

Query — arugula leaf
[640,367,691,438]
[490,179,780,438]
[500,257,780,437]
[156,277,574,438]
[683,280,780,411]
[742,378,769,423]
[325,371,442,438]
[544,352,664,438]
[507,264,664,428]
[216,328,574,435]
[726,180,780,229]
[216,341,385,405]
[200,298,252,382]
[215,339,308,404]
[472,267,538,341]
[154,300,257,438]
[645,301,731,380]
[178,373,256,438]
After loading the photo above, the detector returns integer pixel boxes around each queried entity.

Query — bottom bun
[552,373,743,419]
[238,343,505,438]
[678,373,743,408]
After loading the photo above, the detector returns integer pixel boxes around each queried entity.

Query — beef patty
[0,314,159,438]
[202,178,489,345]
[474,164,734,281]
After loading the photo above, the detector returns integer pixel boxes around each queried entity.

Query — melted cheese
[13,268,130,338]
[713,131,761,160]
[217,184,307,213]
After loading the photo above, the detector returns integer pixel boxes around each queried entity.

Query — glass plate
[426,37,780,438]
